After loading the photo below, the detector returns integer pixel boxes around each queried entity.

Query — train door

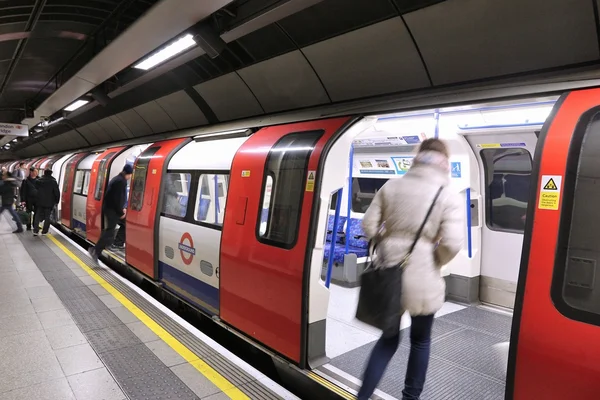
[220,117,351,364]
[126,138,189,279]
[508,88,600,399]
[71,153,99,236]
[60,153,88,228]
[86,147,126,243]
[462,129,538,308]
[156,137,246,316]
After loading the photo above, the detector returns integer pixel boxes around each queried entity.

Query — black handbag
[355,186,443,336]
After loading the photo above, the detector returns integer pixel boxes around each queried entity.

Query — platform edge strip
[47,233,251,400]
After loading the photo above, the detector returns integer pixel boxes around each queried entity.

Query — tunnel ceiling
[0,0,160,123]
[8,0,600,159]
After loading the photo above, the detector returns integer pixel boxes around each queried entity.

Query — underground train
[3,87,600,399]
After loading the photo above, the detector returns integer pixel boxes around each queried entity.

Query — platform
[0,217,297,400]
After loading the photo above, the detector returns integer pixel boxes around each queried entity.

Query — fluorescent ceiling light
[12,139,17,142]
[64,100,89,112]
[134,34,196,71]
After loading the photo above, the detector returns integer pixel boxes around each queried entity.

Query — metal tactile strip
[52,234,282,400]
[17,234,201,400]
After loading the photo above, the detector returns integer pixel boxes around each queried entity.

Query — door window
[130,146,160,211]
[552,110,600,321]
[94,152,116,200]
[481,148,532,233]
[257,130,324,248]
[195,173,230,227]
[73,170,85,194]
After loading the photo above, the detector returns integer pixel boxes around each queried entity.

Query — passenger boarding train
[4,87,600,399]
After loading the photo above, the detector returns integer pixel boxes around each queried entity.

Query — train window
[130,146,160,211]
[258,175,274,235]
[480,148,532,233]
[257,130,324,248]
[82,171,91,196]
[162,172,191,219]
[352,178,388,213]
[94,152,116,200]
[73,170,85,194]
[552,109,600,322]
[195,173,230,227]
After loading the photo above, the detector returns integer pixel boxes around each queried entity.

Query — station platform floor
[0,218,298,400]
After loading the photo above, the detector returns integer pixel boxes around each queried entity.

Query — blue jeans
[0,205,23,231]
[357,314,435,400]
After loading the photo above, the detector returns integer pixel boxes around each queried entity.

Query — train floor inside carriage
[313,104,545,398]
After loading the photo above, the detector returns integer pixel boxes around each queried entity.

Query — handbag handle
[367,186,443,267]
[406,186,444,258]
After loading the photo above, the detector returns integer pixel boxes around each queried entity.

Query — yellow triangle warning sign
[544,178,558,190]
[308,172,314,180]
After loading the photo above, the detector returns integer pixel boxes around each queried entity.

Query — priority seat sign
[538,175,562,210]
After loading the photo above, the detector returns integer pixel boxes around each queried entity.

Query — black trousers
[26,204,36,229]
[94,209,120,254]
[33,207,53,234]
[114,219,126,246]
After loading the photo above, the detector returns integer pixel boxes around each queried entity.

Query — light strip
[193,128,252,140]
[134,34,197,71]
[64,100,89,112]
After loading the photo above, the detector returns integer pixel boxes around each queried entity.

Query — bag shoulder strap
[407,186,444,255]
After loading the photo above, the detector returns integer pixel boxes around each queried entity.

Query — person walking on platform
[0,172,23,233]
[33,169,60,236]
[15,162,26,203]
[21,167,39,231]
[356,139,463,400]
[88,164,132,264]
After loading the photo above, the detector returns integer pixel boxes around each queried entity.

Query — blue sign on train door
[451,162,462,178]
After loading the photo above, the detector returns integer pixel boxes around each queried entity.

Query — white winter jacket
[362,163,464,316]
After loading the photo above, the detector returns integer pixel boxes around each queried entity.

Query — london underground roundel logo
[178,232,196,265]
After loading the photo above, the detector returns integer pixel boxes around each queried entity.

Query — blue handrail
[434,109,440,138]
[345,145,354,255]
[214,175,220,224]
[466,188,472,258]
[326,188,343,288]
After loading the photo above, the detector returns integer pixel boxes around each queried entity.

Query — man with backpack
[20,167,39,231]
[33,169,60,236]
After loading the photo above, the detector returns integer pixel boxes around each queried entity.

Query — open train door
[508,88,600,399]
[220,117,352,365]
[461,128,538,309]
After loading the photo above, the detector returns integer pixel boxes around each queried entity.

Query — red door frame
[220,117,351,364]
[86,147,127,244]
[60,153,89,228]
[508,89,600,399]
[126,138,189,279]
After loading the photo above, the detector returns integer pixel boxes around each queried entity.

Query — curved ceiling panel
[405,0,600,85]
[108,116,134,139]
[155,91,209,129]
[194,73,264,121]
[238,50,330,113]
[96,117,130,141]
[78,125,103,145]
[86,121,115,143]
[303,17,430,102]
[134,101,177,133]
[113,109,152,137]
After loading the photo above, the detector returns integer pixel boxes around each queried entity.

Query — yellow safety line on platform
[306,371,355,400]
[47,234,249,400]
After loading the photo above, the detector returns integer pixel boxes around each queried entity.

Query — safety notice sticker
[538,175,562,210]
[306,171,316,192]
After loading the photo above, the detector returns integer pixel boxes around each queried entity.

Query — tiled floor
[0,227,117,400]
[0,217,297,400]
[325,284,466,358]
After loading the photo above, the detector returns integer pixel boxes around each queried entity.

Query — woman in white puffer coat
[357,138,464,400]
